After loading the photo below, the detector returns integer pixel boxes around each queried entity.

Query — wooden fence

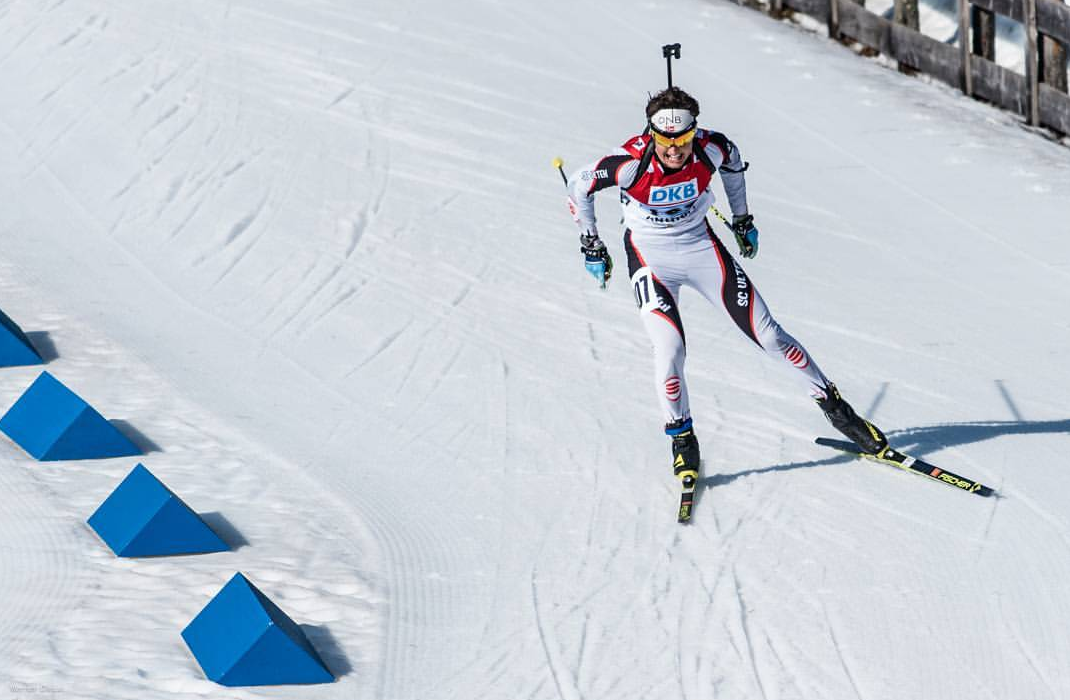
[767,0,1070,136]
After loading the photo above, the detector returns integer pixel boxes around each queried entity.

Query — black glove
[732,214,759,259]
[580,233,613,289]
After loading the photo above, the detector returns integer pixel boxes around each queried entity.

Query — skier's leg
[690,226,887,453]
[690,227,831,398]
[749,290,832,398]
[624,232,690,425]
[625,232,702,480]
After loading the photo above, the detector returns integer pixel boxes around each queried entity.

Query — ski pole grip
[551,156,567,185]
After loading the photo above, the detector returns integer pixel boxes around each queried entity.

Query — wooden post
[894,0,920,72]
[829,0,840,39]
[970,6,996,61]
[959,0,973,96]
[1025,0,1040,125]
[771,0,783,16]
[1041,35,1069,92]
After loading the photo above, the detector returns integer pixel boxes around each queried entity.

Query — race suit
[567,129,831,425]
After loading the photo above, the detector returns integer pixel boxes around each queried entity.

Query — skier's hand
[732,214,759,259]
[580,233,613,289]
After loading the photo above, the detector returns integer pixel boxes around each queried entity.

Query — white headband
[649,108,696,135]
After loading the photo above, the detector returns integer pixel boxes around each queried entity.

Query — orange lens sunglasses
[650,128,696,148]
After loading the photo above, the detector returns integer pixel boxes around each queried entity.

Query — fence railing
[768,0,1070,136]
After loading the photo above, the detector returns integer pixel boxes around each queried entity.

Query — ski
[677,474,697,523]
[815,437,995,497]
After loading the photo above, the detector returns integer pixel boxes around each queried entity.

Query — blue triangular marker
[0,372,142,461]
[0,308,43,367]
[88,464,229,557]
[182,573,335,686]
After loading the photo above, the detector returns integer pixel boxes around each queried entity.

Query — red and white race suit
[567,130,831,426]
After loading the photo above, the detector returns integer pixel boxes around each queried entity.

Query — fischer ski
[677,474,697,523]
[815,437,995,497]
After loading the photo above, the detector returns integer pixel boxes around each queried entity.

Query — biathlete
[564,86,888,484]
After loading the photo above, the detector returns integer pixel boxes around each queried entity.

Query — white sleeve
[703,136,749,217]
[565,148,639,239]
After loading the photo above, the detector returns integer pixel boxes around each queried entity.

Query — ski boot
[666,418,700,488]
[816,384,888,455]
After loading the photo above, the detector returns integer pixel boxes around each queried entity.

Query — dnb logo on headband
[650,108,695,135]
[649,179,698,204]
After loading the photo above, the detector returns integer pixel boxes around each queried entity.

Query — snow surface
[1,0,1069,698]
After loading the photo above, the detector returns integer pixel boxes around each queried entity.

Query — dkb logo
[649,179,698,205]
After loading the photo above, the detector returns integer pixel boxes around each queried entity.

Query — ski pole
[662,43,681,88]
[551,156,567,185]
[710,204,758,259]
[708,203,732,231]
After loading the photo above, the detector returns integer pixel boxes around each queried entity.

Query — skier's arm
[564,150,637,288]
[565,150,639,238]
[704,133,757,258]
[703,134,749,217]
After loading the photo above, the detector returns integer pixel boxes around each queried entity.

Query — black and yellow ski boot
[666,418,700,487]
[816,384,888,455]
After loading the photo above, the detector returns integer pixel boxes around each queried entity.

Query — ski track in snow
[1,0,1070,698]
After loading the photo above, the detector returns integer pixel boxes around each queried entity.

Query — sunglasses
[650,127,696,148]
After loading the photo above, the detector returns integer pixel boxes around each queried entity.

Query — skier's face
[654,139,693,170]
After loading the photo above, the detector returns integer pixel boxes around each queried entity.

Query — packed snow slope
[2,0,1070,698]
